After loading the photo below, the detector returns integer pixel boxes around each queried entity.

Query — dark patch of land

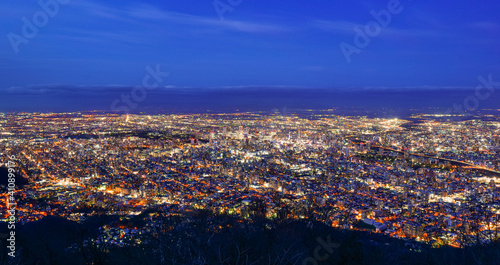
[63,130,208,144]
[0,166,29,191]
[0,209,498,265]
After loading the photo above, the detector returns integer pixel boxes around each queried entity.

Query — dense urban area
[1,110,500,255]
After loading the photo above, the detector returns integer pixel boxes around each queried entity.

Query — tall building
[404,222,423,238]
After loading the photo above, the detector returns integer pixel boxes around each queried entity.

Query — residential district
[1,110,500,248]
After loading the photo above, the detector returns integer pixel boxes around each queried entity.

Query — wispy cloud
[2,84,479,96]
[310,19,449,38]
[310,20,359,33]
[71,1,288,34]
[300,66,327,72]
[468,21,500,31]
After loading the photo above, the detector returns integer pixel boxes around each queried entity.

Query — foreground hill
[0,209,499,265]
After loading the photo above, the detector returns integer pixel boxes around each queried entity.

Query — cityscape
[2,0,500,264]
[1,110,500,255]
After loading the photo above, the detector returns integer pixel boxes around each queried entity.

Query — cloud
[71,1,288,34]
[301,66,326,72]
[1,84,478,96]
[1,85,133,95]
[310,20,360,33]
[468,21,500,31]
[310,19,448,39]
[129,4,288,33]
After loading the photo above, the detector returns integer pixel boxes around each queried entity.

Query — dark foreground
[1,209,499,265]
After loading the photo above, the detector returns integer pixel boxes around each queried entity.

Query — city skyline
[1,111,500,261]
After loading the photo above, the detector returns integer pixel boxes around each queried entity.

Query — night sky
[1,0,499,112]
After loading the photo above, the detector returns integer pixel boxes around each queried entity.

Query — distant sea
[1,87,499,118]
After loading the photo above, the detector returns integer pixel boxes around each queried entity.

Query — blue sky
[1,0,499,91]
